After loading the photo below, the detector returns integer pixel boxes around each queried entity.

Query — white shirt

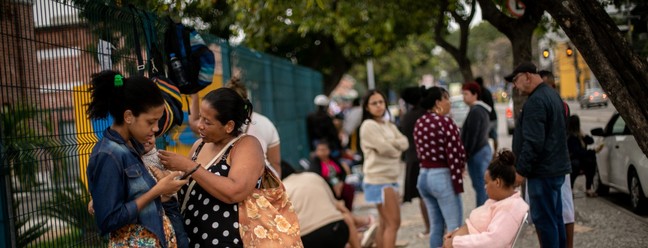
[242,112,280,175]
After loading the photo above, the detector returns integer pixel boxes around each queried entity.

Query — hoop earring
[434,105,444,114]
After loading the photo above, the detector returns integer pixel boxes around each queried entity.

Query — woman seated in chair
[443,150,529,248]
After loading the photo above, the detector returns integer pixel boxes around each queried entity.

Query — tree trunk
[434,0,477,84]
[477,0,543,119]
[538,0,648,156]
[457,58,474,83]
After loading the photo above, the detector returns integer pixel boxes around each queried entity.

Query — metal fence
[0,1,322,247]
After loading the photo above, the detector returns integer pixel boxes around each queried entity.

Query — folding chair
[511,211,529,248]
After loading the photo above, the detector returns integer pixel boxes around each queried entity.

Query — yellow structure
[551,42,592,100]
[74,74,224,187]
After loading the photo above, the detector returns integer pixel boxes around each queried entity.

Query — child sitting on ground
[443,150,529,248]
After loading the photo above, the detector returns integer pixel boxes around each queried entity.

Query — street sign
[507,0,525,17]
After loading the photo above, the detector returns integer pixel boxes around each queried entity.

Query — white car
[591,112,648,213]
[450,95,469,128]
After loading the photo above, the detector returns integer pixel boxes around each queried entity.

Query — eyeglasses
[512,73,524,83]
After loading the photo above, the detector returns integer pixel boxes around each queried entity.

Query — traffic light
[566,46,574,56]
[542,49,550,59]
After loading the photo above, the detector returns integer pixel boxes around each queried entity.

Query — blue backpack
[164,21,215,94]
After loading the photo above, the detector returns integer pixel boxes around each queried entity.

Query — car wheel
[628,169,648,214]
[594,166,609,196]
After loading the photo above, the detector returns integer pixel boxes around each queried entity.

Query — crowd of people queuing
[85,60,594,248]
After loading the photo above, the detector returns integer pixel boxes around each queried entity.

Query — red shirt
[413,112,467,193]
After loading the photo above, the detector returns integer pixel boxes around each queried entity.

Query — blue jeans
[528,176,566,248]
[417,168,463,248]
[467,145,492,207]
[163,200,188,248]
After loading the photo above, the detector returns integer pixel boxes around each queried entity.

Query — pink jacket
[453,191,529,248]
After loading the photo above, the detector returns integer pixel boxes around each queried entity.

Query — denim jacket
[87,128,168,248]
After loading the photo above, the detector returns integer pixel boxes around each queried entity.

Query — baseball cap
[314,94,330,106]
[504,62,538,82]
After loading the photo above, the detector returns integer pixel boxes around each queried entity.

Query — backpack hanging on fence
[154,77,184,136]
[164,20,216,94]
[131,7,184,136]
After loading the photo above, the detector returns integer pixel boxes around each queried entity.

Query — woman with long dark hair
[399,86,430,237]
[359,89,408,248]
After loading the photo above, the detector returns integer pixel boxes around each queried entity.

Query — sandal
[361,222,378,248]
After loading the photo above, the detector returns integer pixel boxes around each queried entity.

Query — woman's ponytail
[87,70,123,120]
[86,70,164,125]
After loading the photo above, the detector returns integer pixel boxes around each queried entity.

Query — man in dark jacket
[506,62,571,248]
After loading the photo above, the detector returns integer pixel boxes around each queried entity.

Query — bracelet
[182,163,201,179]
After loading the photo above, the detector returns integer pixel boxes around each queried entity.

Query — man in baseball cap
[504,61,538,83]
[508,60,572,248]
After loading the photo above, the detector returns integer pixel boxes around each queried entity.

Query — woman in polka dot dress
[159,88,265,247]
[413,86,467,248]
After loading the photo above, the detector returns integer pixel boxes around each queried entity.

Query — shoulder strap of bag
[181,136,243,213]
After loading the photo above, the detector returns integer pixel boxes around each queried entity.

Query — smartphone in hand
[179,165,200,180]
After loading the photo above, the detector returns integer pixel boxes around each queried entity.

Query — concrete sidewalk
[352,163,648,248]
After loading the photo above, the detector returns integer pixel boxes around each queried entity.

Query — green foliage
[233,0,435,61]
[348,33,440,93]
[1,104,60,190]
[41,179,102,246]
[229,0,440,90]
[14,199,50,247]
[348,20,511,92]
[31,230,81,248]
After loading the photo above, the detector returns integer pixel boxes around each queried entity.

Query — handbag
[238,165,303,248]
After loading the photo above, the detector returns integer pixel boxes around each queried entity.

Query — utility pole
[367,59,375,90]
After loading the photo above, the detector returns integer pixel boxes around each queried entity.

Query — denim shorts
[363,182,399,204]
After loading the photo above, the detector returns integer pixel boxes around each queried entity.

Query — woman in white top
[359,89,409,248]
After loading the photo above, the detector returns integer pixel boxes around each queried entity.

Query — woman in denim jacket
[86,70,187,247]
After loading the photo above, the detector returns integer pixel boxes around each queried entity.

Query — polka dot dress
[179,145,243,247]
